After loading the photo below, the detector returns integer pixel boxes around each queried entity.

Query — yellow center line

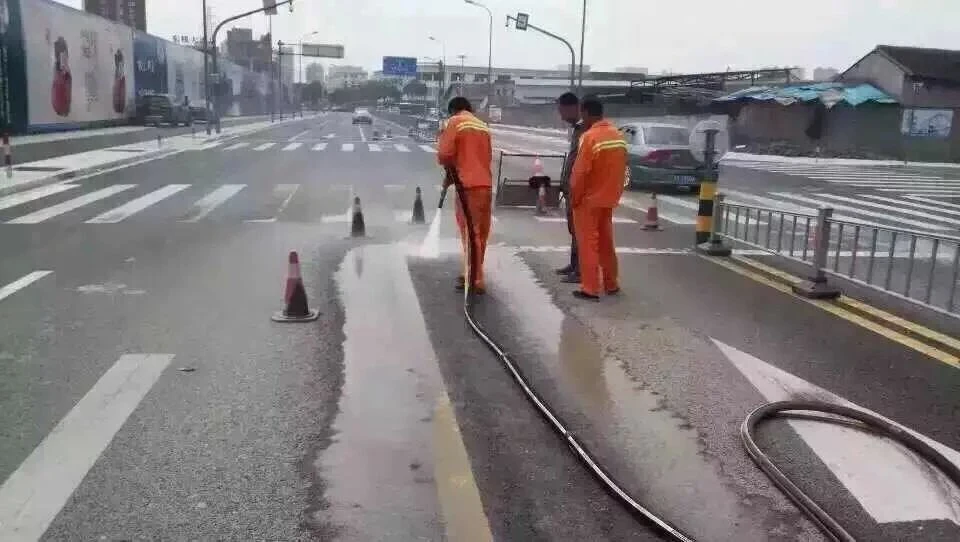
[700,255,960,369]
[732,255,960,353]
[433,391,494,542]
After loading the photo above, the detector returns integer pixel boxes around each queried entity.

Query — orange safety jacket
[437,111,493,189]
[569,119,628,208]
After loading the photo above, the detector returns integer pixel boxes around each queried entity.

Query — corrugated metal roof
[713,82,897,107]
[876,45,960,84]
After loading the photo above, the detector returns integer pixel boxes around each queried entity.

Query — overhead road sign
[515,12,529,31]
[302,44,345,58]
[263,0,277,15]
[382,56,418,77]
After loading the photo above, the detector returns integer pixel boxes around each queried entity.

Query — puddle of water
[484,247,774,540]
[317,245,444,539]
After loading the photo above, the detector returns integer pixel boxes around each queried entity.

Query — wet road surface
[1,112,958,541]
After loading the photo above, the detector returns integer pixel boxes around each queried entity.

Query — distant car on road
[352,108,373,124]
[137,93,192,127]
[619,122,711,192]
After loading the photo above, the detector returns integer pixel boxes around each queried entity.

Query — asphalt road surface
[1,112,958,541]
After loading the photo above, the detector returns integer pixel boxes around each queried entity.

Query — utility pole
[202,0,209,134]
[457,54,466,96]
[578,0,586,95]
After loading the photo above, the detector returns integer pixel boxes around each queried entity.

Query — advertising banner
[165,41,203,106]
[21,0,135,129]
[901,108,954,138]
[133,32,167,97]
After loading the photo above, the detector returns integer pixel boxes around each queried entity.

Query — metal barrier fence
[713,194,960,317]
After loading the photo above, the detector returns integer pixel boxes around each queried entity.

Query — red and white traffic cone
[643,193,662,231]
[3,133,12,178]
[272,251,319,322]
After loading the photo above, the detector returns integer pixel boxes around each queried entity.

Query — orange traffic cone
[272,251,319,322]
[643,193,662,231]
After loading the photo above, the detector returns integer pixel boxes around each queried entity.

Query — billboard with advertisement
[20,0,135,129]
[165,41,203,106]
[901,108,954,138]
[133,32,167,97]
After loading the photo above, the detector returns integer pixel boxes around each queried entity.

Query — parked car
[352,108,373,124]
[619,122,713,192]
[137,94,192,127]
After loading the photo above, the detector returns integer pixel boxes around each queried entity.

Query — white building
[327,65,369,89]
[305,63,325,84]
[813,67,840,81]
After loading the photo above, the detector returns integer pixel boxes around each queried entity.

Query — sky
[54,0,960,76]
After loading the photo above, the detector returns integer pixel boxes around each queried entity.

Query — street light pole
[464,0,493,115]
[506,14,576,91]
[429,36,446,111]
[202,0,210,134]
[578,0,586,95]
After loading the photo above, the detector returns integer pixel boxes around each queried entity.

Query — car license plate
[674,175,696,185]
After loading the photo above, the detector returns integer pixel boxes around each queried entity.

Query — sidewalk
[0,115,316,197]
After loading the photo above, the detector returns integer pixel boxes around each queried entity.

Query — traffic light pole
[210,0,295,134]
[506,14,575,91]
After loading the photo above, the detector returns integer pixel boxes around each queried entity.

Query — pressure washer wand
[438,185,449,209]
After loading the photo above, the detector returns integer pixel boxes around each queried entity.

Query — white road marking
[811,193,960,227]
[419,145,436,153]
[715,339,960,526]
[341,143,354,152]
[180,184,246,222]
[0,271,53,303]
[880,188,960,194]
[533,215,636,224]
[905,196,960,210]
[660,194,765,227]
[771,192,952,231]
[282,142,303,151]
[224,142,249,150]
[86,184,190,223]
[394,144,410,152]
[861,195,960,218]
[312,143,327,151]
[253,142,275,151]
[0,184,79,211]
[0,354,174,541]
[808,175,943,181]
[288,129,310,142]
[368,143,382,152]
[7,185,136,224]
[325,133,336,139]
[384,184,405,191]
[357,125,367,142]
[244,184,299,223]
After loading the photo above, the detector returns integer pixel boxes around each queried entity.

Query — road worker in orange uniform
[569,97,628,301]
[437,97,493,294]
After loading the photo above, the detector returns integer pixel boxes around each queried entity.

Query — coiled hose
[444,180,960,542]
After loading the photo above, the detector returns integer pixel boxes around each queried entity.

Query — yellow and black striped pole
[695,129,719,244]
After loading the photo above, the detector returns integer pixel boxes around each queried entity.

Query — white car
[352,108,372,124]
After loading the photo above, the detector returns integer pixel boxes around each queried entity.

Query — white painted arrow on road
[714,338,960,526]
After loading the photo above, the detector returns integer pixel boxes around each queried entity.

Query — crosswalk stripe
[770,192,952,231]
[878,188,960,194]
[812,193,960,226]
[369,143,382,152]
[224,142,249,150]
[395,144,410,152]
[7,185,136,224]
[861,194,960,218]
[282,142,303,151]
[811,179,960,185]
[809,176,948,182]
[661,194,764,226]
[87,184,190,223]
[0,184,79,211]
[180,184,246,222]
[0,271,53,303]
[254,143,275,151]
[905,196,960,210]
[342,143,354,152]
[312,143,327,151]
[419,145,436,153]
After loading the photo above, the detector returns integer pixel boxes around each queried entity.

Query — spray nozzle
[438,186,449,209]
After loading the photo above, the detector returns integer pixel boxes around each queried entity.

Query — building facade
[83,0,146,31]
[327,65,368,89]
[305,63,325,84]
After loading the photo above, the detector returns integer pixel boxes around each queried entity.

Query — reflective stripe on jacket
[570,119,627,208]
[437,111,493,189]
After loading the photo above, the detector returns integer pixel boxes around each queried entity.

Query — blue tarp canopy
[714,82,898,108]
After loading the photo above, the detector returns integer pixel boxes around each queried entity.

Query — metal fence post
[792,207,841,299]
[697,193,731,256]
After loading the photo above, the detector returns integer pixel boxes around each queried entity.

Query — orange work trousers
[455,187,493,288]
[573,205,619,296]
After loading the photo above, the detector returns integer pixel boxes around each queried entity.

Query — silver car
[619,122,707,192]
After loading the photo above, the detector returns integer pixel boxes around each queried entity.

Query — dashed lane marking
[0,354,175,541]
[180,184,246,222]
[0,271,53,303]
[253,142,275,151]
[395,144,410,152]
[312,143,327,151]
[282,142,303,151]
[342,143,355,152]
[419,145,436,153]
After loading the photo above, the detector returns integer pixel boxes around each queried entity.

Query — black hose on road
[444,180,960,542]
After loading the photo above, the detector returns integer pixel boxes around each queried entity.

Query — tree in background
[301,81,325,106]
[403,80,428,99]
